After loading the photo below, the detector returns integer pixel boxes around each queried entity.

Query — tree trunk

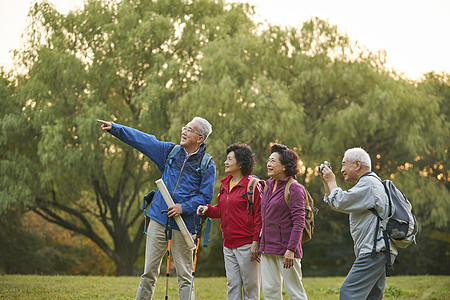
[114,251,137,276]
[112,227,141,276]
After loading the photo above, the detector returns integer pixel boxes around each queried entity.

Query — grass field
[0,275,449,299]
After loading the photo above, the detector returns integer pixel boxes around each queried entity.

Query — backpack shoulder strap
[363,172,391,217]
[166,145,181,168]
[247,177,260,200]
[283,177,297,207]
[243,176,261,214]
[297,182,313,209]
[202,217,212,248]
[366,174,394,276]
[197,153,212,176]
[162,145,181,182]
[360,171,382,182]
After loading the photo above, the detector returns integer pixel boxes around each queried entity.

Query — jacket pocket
[183,172,201,194]
[279,221,292,245]
[243,213,254,236]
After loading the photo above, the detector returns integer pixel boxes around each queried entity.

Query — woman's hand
[250,241,261,263]
[97,120,112,131]
[283,249,295,269]
[197,205,208,215]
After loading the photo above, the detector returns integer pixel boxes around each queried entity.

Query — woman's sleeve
[205,186,223,219]
[287,183,306,251]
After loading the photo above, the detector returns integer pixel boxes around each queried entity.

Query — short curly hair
[270,143,299,177]
[226,144,255,176]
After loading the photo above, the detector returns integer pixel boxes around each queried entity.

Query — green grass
[0,275,449,299]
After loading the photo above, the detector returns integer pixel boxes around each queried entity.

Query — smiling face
[341,157,359,184]
[224,151,242,177]
[267,152,286,180]
[180,121,203,150]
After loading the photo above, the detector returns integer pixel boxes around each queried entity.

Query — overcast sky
[1,0,449,80]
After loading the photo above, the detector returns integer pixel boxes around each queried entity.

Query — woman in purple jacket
[258,144,308,299]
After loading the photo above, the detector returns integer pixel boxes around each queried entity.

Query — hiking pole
[188,209,208,300]
[162,210,173,300]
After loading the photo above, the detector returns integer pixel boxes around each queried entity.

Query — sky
[1,0,449,81]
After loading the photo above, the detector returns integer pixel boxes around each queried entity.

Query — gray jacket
[324,173,397,257]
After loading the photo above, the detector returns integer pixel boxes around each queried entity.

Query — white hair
[344,147,372,170]
[192,117,212,141]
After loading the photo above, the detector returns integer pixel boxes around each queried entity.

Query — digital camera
[318,161,331,174]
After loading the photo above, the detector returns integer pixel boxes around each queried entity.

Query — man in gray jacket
[319,147,396,300]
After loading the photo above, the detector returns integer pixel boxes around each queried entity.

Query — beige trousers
[136,219,194,300]
[261,253,308,300]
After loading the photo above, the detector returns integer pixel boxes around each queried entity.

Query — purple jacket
[259,176,306,258]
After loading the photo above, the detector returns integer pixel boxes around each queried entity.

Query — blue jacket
[109,123,216,233]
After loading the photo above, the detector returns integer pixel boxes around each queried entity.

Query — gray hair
[192,117,212,141]
[344,147,372,170]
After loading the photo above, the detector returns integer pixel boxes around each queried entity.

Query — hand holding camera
[318,161,331,174]
[319,161,337,196]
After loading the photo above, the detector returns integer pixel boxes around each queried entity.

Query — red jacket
[206,174,262,248]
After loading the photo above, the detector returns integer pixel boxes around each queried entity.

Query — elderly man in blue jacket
[98,117,216,300]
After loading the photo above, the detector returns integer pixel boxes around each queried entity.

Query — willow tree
[3,0,255,275]
[2,0,448,276]
[173,17,449,274]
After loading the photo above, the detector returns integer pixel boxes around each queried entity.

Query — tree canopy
[1,0,448,276]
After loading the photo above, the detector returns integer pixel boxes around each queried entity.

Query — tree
[2,0,448,276]
[1,0,255,275]
[171,17,449,274]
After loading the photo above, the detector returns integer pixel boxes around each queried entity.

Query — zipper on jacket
[171,155,190,198]
[225,193,230,240]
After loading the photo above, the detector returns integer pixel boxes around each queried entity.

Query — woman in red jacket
[197,143,262,300]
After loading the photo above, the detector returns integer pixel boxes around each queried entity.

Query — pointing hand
[97,120,112,131]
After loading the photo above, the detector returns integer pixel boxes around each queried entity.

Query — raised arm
[98,121,173,172]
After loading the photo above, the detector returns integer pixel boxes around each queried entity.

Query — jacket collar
[357,171,380,184]
[221,174,250,190]
[266,175,293,187]
[181,142,207,157]
[197,142,207,154]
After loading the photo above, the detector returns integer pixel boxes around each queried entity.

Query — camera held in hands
[318,161,331,174]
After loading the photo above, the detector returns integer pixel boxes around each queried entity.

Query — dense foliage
[0,0,448,276]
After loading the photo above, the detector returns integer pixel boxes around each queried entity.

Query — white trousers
[136,219,194,300]
[223,244,261,300]
[261,253,308,300]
